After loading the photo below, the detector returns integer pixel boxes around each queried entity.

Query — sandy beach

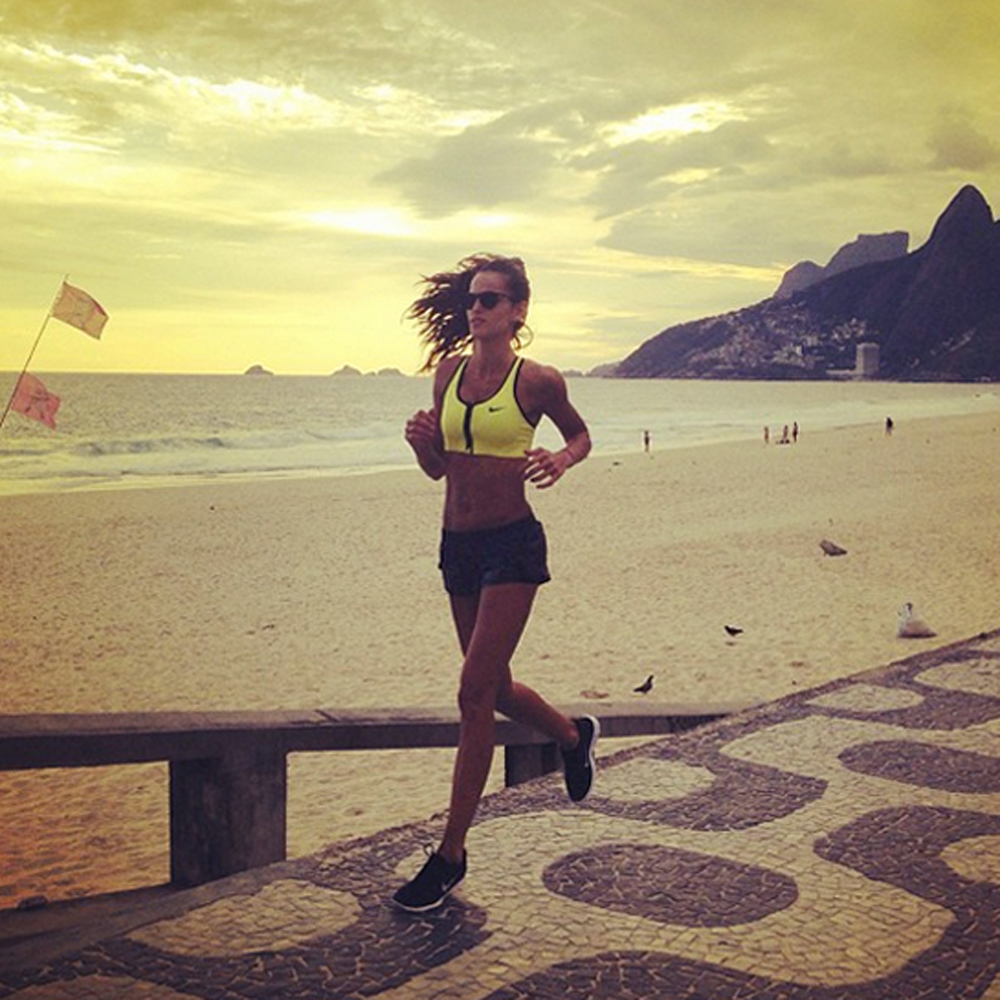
[2,408,1000,908]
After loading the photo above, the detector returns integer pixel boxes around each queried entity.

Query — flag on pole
[51,282,108,339]
[11,372,61,429]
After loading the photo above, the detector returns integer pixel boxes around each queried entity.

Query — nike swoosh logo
[488,406,505,412]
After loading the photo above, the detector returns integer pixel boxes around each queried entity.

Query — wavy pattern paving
[2,632,999,1000]
[543,844,799,926]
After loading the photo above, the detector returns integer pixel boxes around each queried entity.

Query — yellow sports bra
[440,357,537,458]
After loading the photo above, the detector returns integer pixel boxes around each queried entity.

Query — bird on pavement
[633,674,654,694]
[724,625,743,637]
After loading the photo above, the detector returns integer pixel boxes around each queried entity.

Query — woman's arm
[521,363,591,489]
[404,359,458,481]
[405,408,447,480]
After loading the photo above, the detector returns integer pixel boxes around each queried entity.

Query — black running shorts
[438,516,551,596]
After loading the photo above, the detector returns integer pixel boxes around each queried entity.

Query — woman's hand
[523,447,572,489]
[405,409,438,451]
[405,409,446,480]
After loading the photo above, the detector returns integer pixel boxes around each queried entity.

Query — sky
[1,0,998,376]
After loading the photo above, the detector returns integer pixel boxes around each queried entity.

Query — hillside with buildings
[614,186,1000,381]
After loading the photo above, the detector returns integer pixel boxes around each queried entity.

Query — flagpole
[0,278,66,432]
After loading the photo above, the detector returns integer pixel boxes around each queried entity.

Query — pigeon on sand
[897,602,937,638]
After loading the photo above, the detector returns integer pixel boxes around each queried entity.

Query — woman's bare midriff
[443,453,533,532]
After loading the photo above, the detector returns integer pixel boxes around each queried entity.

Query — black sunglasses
[462,291,512,311]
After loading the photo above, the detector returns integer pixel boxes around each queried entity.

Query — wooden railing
[0,702,752,888]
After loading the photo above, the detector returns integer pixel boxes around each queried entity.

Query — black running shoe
[562,715,599,802]
[392,848,467,912]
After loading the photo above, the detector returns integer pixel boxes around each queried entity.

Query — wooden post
[169,745,287,887]
[504,741,560,787]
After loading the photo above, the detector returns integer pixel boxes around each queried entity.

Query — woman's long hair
[409,253,532,371]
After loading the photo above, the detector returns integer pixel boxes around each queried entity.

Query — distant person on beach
[779,424,790,444]
[885,416,894,435]
[397,253,597,912]
[643,429,651,453]
[792,421,799,443]
[763,425,769,445]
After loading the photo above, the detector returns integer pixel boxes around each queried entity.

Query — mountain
[616,185,1000,381]
[775,231,909,299]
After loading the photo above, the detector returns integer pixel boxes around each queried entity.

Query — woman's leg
[495,680,579,747]
[450,592,579,746]
[439,584,578,863]
[448,592,480,656]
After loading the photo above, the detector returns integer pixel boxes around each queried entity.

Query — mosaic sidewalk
[2,630,999,999]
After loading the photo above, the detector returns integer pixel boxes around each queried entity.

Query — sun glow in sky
[603,100,746,146]
[1,0,998,375]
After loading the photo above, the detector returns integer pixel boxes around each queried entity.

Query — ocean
[3,371,999,496]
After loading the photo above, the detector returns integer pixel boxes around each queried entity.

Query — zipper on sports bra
[462,403,474,453]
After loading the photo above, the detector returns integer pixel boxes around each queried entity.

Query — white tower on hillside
[856,342,880,378]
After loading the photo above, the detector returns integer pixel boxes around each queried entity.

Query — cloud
[596,179,858,270]
[578,120,775,219]
[375,116,561,216]
[798,138,899,181]
[929,113,1000,171]
[2,39,356,140]
[0,89,114,155]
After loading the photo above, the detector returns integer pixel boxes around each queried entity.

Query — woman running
[394,253,598,912]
